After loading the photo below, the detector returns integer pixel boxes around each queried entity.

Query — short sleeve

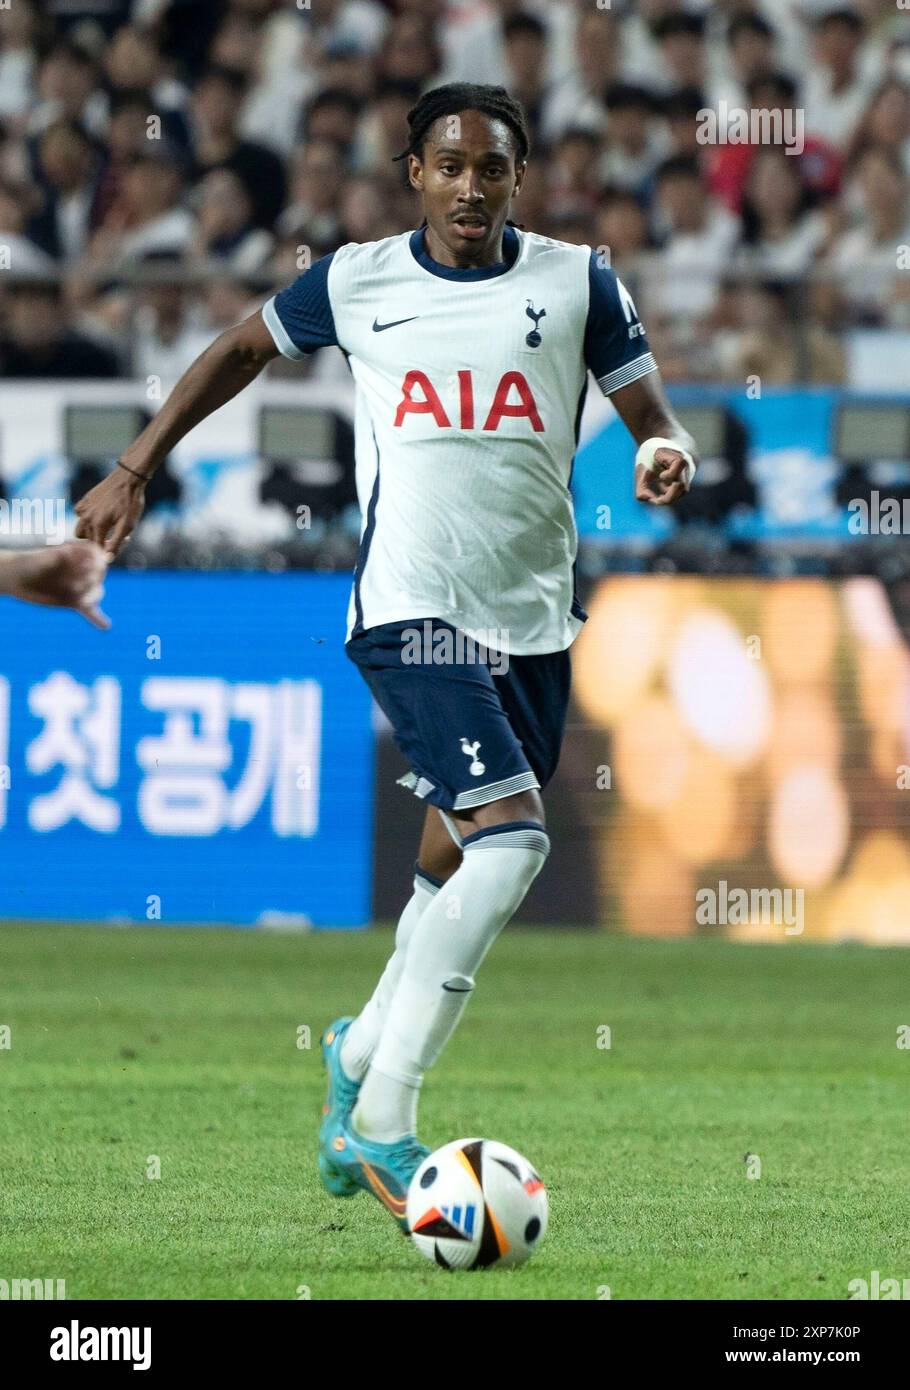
[584,253,658,396]
[262,253,338,360]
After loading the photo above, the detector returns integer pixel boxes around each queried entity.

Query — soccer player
[0,541,110,628]
[74,84,698,1229]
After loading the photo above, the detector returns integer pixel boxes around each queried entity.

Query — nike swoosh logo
[372,316,419,332]
[442,982,474,993]
[361,1161,407,1215]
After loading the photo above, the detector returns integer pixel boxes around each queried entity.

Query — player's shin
[339,865,442,1081]
[352,822,550,1142]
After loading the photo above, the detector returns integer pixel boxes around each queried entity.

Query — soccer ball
[406,1138,548,1270]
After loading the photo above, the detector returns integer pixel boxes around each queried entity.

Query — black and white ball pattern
[406,1138,548,1270]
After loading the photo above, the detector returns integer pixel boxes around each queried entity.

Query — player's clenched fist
[634,437,698,506]
[74,463,147,557]
[0,540,111,629]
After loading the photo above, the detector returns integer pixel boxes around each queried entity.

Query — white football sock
[340,867,441,1082]
[353,822,549,1142]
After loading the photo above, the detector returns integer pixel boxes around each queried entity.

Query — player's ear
[407,153,424,193]
[512,159,527,198]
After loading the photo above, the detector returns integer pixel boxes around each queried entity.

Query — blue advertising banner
[0,572,373,927]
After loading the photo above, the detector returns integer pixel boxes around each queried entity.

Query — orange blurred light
[766,688,842,785]
[613,693,691,811]
[658,750,736,864]
[768,764,849,887]
[761,580,838,684]
[668,608,772,766]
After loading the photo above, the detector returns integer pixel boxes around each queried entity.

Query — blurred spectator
[542,6,621,143]
[188,168,274,274]
[29,40,107,140]
[622,0,678,92]
[662,87,708,163]
[45,1,132,41]
[714,12,780,110]
[708,72,843,215]
[591,187,653,275]
[90,147,193,264]
[715,279,846,384]
[0,178,56,276]
[315,41,375,104]
[277,139,347,252]
[377,13,441,89]
[28,118,104,261]
[128,252,216,383]
[646,155,740,320]
[652,12,708,95]
[845,76,910,175]
[501,13,549,146]
[0,0,44,123]
[302,88,364,148]
[103,23,188,118]
[93,89,157,226]
[202,277,260,334]
[804,7,875,151]
[547,128,601,222]
[351,79,421,174]
[296,0,388,66]
[825,145,910,326]
[599,84,669,197]
[733,146,829,277]
[0,280,119,377]
[338,174,405,244]
[188,65,287,229]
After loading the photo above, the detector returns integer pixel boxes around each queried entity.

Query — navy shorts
[345,618,571,812]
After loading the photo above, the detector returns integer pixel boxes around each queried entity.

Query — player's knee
[461,820,550,903]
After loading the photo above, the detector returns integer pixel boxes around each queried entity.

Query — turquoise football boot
[323,1117,430,1231]
[317,1017,361,1197]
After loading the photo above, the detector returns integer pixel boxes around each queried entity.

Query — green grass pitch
[1,922,907,1300]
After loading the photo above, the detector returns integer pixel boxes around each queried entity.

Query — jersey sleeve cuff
[261,296,307,361]
[595,352,658,397]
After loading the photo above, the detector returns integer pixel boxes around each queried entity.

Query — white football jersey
[262,225,657,654]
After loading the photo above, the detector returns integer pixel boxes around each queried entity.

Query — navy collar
[408,223,520,281]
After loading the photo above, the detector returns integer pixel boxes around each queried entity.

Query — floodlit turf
[0,922,908,1300]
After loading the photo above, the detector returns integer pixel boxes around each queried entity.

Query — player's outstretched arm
[0,541,110,629]
[75,309,281,557]
[609,371,700,507]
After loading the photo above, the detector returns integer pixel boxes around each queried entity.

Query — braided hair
[393,83,531,165]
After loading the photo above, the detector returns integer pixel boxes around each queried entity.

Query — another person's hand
[0,540,111,629]
[75,463,147,557]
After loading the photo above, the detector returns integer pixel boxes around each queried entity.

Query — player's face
[409,110,525,265]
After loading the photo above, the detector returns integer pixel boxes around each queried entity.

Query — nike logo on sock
[372,316,419,332]
[442,981,474,993]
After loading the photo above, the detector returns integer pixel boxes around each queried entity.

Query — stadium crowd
[0,0,909,384]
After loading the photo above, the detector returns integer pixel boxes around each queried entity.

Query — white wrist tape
[635,436,696,487]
